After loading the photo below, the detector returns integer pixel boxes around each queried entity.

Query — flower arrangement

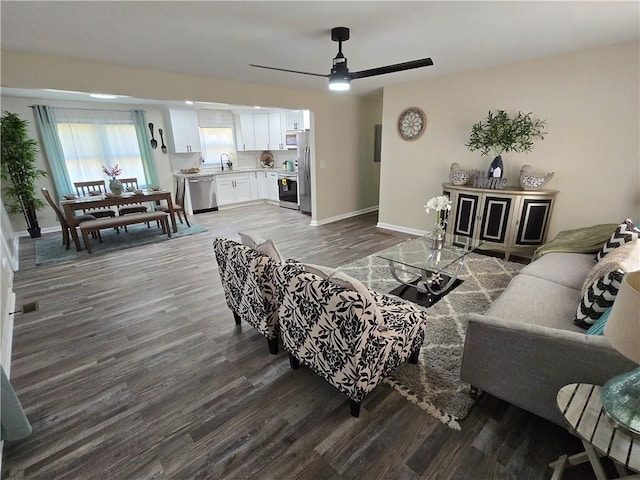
[424,195,452,235]
[102,164,122,180]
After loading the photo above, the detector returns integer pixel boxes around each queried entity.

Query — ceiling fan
[250,27,434,91]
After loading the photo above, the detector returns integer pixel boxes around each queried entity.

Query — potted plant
[1,111,47,238]
[466,110,547,178]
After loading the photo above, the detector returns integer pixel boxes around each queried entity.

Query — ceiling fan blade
[349,58,434,80]
[250,64,328,78]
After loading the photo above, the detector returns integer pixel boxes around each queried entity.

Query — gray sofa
[460,251,635,427]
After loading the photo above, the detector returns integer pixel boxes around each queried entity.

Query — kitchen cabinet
[285,110,310,131]
[216,173,252,205]
[266,172,279,202]
[237,113,286,151]
[167,109,201,153]
[252,114,270,151]
[238,114,256,151]
[251,170,269,199]
[443,183,557,261]
[268,113,284,150]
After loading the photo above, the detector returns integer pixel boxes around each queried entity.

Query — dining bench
[79,211,171,253]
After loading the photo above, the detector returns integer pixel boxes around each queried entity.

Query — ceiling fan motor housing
[331,27,350,42]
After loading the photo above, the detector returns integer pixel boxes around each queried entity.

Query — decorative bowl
[89,190,102,196]
[133,189,144,195]
[149,185,161,191]
[104,192,116,198]
[63,194,76,200]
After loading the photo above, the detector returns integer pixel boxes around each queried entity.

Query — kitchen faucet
[220,153,229,172]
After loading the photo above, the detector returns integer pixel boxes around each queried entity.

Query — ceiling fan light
[329,79,351,91]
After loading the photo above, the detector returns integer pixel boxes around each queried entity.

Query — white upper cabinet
[268,113,284,150]
[238,114,256,151]
[236,112,289,151]
[285,110,310,131]
[252,113,270,151]
[166,109,201,153]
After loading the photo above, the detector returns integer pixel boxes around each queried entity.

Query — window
[199,127,235,166]
[54,109,149,187]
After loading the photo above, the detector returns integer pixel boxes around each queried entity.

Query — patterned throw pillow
[594,219,640,263]
[575,270,625,329]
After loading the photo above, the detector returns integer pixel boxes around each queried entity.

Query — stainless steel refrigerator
[297,131,311,215]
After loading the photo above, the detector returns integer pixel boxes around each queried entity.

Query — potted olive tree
[1,111,47,238]
[466,110,547,178]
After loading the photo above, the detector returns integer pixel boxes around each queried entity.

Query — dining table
[61,190,178,251]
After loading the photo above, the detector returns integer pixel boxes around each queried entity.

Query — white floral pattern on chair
[213,238,284,354]
[273,264,427,416]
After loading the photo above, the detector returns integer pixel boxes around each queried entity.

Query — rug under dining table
[337,240,525,429]
[34,222,207,265]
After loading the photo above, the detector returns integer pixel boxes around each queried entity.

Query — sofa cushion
[594,219,640,263]
[575,269,625,329]
[486,274,585,333]
[519,252,595,290]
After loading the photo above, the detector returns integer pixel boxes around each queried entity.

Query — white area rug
[338,241,524,429]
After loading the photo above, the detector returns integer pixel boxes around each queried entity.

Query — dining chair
[154,178,190,227]
[118,177,149,217]
[73,180,117,218]
[42,187,99,250]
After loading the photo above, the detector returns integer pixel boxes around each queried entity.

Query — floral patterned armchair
[273,263,428,417]
[213,238,282,354]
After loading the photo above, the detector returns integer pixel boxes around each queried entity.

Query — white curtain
[53,108,149,187]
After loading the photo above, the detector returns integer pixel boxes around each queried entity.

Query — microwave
[285,132,298,150]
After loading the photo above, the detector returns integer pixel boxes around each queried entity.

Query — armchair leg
[288,353,300,370]
[350,400,361,418]
[409,347,420,364]
[267,337,279,355]
[233,312,241,325]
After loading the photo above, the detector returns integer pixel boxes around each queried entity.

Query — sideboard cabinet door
[443,183,557,261]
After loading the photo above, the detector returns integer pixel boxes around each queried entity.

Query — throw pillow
[302,263,337,278]
[238,232,265,249]
[239,232,283,262]
[582,240,640,297]
[575,270,625,329]
[585,307,612,335]
[594,219,640,263]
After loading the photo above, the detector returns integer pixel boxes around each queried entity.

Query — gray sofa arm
[460,313,635,427]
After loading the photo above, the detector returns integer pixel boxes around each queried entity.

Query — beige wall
[379,41,640,238]
[1,50,381,232]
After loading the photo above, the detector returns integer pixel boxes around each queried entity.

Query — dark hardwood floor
[3,203,605,479]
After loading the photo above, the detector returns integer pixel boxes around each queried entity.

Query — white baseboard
[310,206,379,227]
[376,222,427,236]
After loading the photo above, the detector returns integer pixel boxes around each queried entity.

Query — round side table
[549,383,640,480]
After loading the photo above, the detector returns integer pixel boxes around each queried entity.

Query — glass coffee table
[377,234,484,307]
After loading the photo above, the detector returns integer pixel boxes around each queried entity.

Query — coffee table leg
[422,255,466,295]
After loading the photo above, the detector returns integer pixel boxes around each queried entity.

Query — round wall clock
[397,107,426,141]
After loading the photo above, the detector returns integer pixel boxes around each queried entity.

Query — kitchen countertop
[174,168,297,178]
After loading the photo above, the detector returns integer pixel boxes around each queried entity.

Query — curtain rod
[29,105,145,114]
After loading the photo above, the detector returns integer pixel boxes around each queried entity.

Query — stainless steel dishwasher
[188,176,218,213]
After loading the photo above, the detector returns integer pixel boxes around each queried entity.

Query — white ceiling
[1,1,638,99]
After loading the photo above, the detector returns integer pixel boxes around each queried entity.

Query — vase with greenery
[1,111,47,238]
[466,110,547,178]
